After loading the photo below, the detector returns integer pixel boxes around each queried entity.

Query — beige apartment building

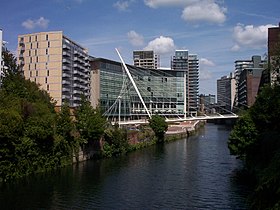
[18,31,90,107]
[133,50,159,69]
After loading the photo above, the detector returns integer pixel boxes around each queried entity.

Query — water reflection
[0,124,250,209]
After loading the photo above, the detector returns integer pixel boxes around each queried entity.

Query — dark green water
[0,123,250,209]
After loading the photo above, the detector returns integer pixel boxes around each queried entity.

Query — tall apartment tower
[217,74,236,112]
[268,23,280,84]
[133,50,159,69]
[171,50,199,115]
[17,31,90,107]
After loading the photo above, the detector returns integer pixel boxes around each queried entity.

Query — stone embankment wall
[73,120,205,163]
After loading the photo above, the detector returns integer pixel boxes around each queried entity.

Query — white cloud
[127,30,145,46]
[200,69,212,80]
[200,58,215,80]
[22,17,49,30]
[181,0,226,24]
[114,0,134,11]
[144,0,196,8]
[230,44,240,52]
[200,58,215,66]
[144,36,175,54]
[232,23,277,50]
[144,0,226,24]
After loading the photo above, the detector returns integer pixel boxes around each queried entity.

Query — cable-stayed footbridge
[103,49,238,126]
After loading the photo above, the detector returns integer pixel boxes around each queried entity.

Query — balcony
[73,77,80,82]
[62,65,71,71]
[62,95,71,99]
[62,58,71,64]
[62,80,71,85]
[73,96,81,101]
[62,51,71,57]
[62,72,71,78]
[73,90,81,95]
[62,87,71,92]
[62,44,70,50]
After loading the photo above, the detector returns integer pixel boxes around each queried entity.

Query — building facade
[268,23,280,84]
[234,55,266,106]
[17,31,90,107]
[133,50,159,69]
[90,58,185,121]
[217,74,236,112]
[0,29,3,86]
[171,50,199,116]
[238,68,263,107]
[199,94,215,114]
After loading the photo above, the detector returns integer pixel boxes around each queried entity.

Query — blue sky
[1,0,279,95]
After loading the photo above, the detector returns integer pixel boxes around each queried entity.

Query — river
[0,123,250,209]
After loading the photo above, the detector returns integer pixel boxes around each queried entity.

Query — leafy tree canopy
[149,114,168,143]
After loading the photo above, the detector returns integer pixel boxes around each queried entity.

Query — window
[30,57,32,63]
[36,71,38,76]
[45,77,47,83]
[30,43,32,49]
[48,41,50,48]
[29,50,31,56]
[36,57,38,62]
[29,36,31,42]
[35,50,37,56]
[47,84,49,91]
[46,34,48,40]
[30,71,32,77]
[46,49,48,55]
[35,36,37,41]
[47,70,49,76]
[34,64,36,70]
[37,42,39,48]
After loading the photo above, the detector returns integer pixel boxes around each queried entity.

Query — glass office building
[90,58,185,120]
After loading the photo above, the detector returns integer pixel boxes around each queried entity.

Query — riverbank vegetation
[0,49,172,182]
[228,84,280,209]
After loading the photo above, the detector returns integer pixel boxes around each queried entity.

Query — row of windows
[29,70,50,77]
[21,40,51,49]
[20,34,49,43]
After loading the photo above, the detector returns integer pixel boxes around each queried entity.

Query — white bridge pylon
[116,48,151,119]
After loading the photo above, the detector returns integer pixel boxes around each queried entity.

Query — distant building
[133,50,159,69]
[234,55,266,106]
[90,58,185,121]
[171,50,199,116]
[0,29,3,86]
[268,23,280,84]
[217,73,236,112]
[17,31,90,107]
[238,68,263,107]
[199,94,215,114]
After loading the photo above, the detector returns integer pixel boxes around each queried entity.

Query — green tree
[228,112,258,160]
[148,114,168,143]
[1,48,19,75]
[0,49,78,182]
[75,99,106,147]
[103,124,129,157]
